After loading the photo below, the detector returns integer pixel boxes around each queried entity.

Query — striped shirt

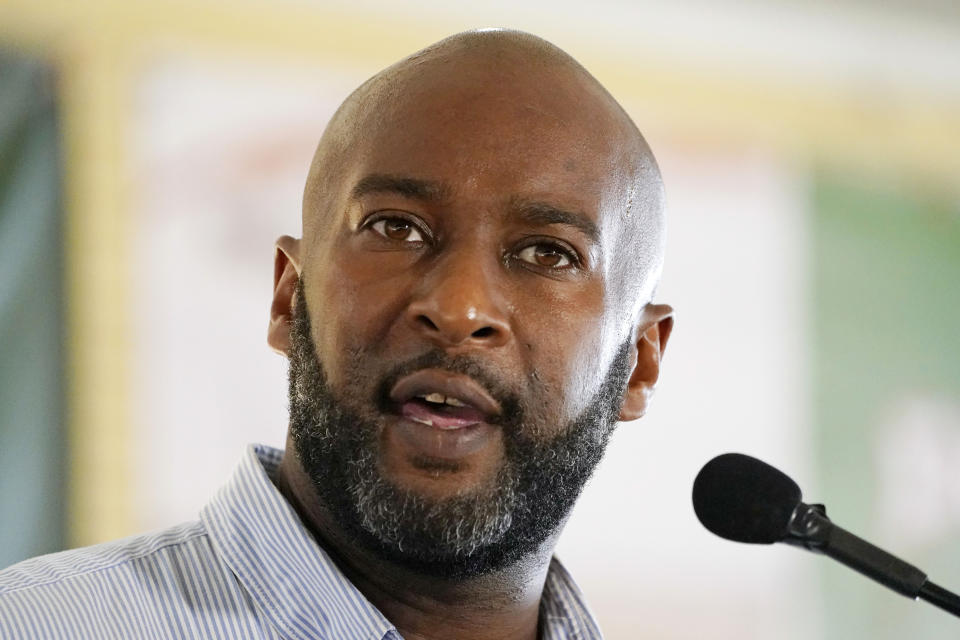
[0,444,603,639]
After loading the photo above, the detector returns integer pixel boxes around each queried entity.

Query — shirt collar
[201,444,396,640]
[540,557,604,640]
[202,444,603,640]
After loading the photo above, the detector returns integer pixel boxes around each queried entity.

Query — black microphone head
[692,453,802,544]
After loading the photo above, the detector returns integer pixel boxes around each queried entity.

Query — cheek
[562,332,613,420]
[515,284,610,422]
[306,253,413,387]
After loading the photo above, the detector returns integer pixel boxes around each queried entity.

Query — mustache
[373,350,524,427]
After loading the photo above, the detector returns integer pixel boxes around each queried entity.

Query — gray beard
[287,282,631,578]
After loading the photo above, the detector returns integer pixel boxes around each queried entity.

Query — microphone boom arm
[783,501,960,618]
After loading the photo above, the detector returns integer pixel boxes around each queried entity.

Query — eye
[368,217,425,243]
[515,243,577,269]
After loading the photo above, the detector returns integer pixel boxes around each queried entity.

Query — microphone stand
[784,502,960,618]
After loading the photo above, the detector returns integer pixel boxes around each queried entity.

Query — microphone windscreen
[692,453,802,544]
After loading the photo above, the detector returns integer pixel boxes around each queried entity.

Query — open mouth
[400,393,488,429]
[389,369,501,431]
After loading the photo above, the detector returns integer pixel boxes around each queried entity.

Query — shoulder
[0,521,234,638]
[0,520,209,596]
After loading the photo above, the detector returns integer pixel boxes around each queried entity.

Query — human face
[298,64,639,503]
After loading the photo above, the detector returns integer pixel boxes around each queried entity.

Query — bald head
[302,29,665,316]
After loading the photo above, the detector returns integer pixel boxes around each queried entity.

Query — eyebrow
[350,174,599,242]
[350,174,448,202]
[510,199,599,243]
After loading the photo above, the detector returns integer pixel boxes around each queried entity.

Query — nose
[405,252,511,350]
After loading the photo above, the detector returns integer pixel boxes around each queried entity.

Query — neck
[275,440,554,640]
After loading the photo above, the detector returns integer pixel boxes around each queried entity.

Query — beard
[287,281,632,578]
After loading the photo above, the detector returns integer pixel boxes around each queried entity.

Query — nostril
[471,327,495,339]
[417,315,439,332]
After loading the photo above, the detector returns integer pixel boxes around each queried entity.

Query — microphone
[692,453,960,619]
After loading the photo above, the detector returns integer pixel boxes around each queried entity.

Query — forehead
[341,61,634,223]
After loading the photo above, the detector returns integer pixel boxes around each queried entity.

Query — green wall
[0,53,66,568]
[813,172,960,637]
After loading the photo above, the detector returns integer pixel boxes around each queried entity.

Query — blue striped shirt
[0,445,603,639]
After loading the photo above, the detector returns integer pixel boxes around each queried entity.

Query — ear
[618,303,674,421]
[267,235,302,356]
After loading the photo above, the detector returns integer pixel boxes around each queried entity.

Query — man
[0,29,672,639]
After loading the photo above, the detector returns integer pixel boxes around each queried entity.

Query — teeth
[411,416,434,426]
[415,392,468,407]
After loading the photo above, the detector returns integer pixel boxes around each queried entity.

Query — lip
[389,369,502,419]
[390,419,497,459]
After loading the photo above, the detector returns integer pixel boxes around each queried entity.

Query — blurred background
[1,0,958,637]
